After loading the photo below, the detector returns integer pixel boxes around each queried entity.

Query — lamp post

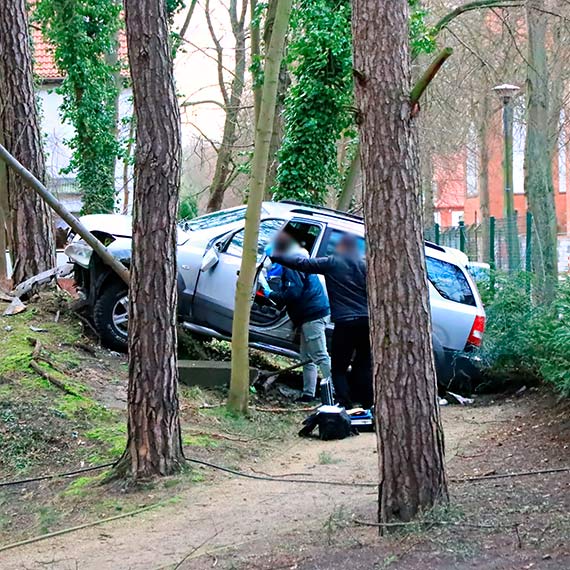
[493,83,520,272]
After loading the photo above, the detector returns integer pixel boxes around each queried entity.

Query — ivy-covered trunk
[36,0,122,215]
[228,0,293,414]
[0,0,56,284]
[525,0,558,304]
[274,0,353,205]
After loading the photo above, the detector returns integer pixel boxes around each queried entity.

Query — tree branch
[410,47,454,105]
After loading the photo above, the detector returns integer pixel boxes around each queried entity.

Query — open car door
[192,218,286,335]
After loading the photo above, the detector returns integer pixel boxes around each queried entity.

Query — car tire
[93,281,129,353]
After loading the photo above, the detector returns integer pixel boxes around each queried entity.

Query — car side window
[225,219,285,261]
[321,229,365,256]
[426,256,476,306]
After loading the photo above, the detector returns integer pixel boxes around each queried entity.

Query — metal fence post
[434,222,440,245]
[489,216,496,293]
[459,220,466,253]
[525,211,532,272]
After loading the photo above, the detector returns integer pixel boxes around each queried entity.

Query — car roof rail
[424,240,447,253]
[279,200,364,222]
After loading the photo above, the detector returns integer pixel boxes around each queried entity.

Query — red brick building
[434,107,570,234]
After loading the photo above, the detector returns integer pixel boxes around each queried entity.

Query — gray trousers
[299,317,331,397]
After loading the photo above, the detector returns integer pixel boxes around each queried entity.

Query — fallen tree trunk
[0,144,130,285]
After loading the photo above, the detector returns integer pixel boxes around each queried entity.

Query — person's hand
[261,284,272,297]
[264,243,273,257]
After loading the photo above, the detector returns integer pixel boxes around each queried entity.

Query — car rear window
[426,256,476,306]
[322,229,366,256]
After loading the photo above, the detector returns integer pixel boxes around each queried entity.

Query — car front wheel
[93,282,129,353]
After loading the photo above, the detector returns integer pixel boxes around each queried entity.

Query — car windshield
[426,256,476,306]
[179,206,247,232]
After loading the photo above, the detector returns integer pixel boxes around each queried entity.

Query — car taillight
[466,314,485,347]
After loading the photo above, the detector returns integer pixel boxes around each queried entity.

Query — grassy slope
[0,292,297,544]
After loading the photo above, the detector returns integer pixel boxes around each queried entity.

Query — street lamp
[493,83,521,272]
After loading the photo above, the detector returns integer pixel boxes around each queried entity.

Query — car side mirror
[200,247,219,272]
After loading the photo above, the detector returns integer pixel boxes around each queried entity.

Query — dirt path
[0,403,516,570]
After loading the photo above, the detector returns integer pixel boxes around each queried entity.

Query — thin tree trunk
[115,0,184,479]
[251,0,261,127]
[0,128,9,282]
[337,147,361,211]
[525,0,557,303]
[206,0,248,213]
[0,0,55,284]
[228,0,293,414]
[479,96,491,263]
[352,0,448,524]
[420,143,435,229]
[105,25,121,195]
[122,117,136,215]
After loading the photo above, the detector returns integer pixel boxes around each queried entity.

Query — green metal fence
[425,212,532,274]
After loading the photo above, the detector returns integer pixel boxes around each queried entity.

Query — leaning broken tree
[114,0,184,478]
[0,0,55,284]
[352,0,448,523]
[228,0,293,414]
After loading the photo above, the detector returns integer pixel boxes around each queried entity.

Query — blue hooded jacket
[267,263,330,327]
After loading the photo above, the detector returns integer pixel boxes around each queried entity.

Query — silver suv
[66,201,486,388]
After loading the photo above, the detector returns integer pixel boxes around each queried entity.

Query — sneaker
[296,394,318,404]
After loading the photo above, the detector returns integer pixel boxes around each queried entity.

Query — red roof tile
[31,19,128,82]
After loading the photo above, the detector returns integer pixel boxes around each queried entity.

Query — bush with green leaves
[478,274,570,396]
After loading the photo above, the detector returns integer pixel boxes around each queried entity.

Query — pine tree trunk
[420,144,435,229]
[0,0,55,284]
[228,0,293,414]
[525,0,558,303]
[115,0,184,479]
[352,0,448,524]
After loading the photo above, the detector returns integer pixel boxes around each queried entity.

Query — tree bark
[525,0,558,303]
[116,0,184,479]
[251,0,261,127]
[420,143,435,229]
[205,0,248,213]
[352,0,448,523]
[228,0,293,414]
[337,146,361,212]
[0,0,55,284]
[0,128,9,283]
[478,96,491,263]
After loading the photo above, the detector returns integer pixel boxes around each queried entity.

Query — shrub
[478,274,570,397]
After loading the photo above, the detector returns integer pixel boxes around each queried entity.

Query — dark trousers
[331,318,373,409]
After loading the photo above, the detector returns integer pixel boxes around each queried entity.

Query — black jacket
[268,264,330,327]
[270,253,368,323]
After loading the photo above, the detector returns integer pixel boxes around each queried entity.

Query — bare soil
[1,391,568,570]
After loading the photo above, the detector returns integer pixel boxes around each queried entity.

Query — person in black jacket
[262,230,331,402]
[271,233,372,409]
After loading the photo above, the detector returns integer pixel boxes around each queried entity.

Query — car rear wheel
[93,281,129,352]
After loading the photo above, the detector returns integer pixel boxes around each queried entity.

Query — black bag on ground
[299,406,358,440]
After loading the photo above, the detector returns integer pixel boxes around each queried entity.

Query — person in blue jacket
[262,230,331,402]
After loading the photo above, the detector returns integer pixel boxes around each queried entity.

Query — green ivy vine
[273,0,353,205]
[35,0,122,215]
[273,0,435,205]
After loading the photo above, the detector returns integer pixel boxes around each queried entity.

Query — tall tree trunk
[206,0,248,213]
[115,0,184,479]
[525,0,557,303]
[251,0,262,127]
[228,0,293,414]
[420,143,435,229]
[0,128,9,283]
[337,147,361,211]
[0,0,55,284]
[479,96,491,263]
[352,0,448,523]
